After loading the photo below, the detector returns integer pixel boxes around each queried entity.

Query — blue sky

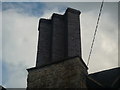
[1,2,119,88]
[2,2,45,17]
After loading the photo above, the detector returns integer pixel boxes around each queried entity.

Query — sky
[0,1,2,86]
[0,2,119,88]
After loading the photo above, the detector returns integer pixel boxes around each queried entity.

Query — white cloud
[3,9,38,67]
[81,10,118,73]
[2,7,63,88]
[40,8,64,19]
[3,64,28,88]
[2,9,39,87]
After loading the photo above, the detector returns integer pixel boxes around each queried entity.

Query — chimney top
[65,7,81,15]
[51,13,64,19]
[38,18,51,31]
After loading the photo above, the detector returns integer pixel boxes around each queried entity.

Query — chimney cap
[51,13,64,19]
[38,18,51,31]
[65,7,81,15]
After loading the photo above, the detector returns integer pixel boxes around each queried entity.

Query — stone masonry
[27,8,88,88]
[27,57,88,88]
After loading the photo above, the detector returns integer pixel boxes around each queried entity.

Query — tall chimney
[36,8,82,67]
[27,8,88,89]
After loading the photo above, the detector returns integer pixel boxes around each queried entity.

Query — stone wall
[27,57,88,89]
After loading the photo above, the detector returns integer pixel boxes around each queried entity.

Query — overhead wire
[87,0,104,66]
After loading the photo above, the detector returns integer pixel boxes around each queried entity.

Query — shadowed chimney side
[51,14,66,62]
[65,8,82,58]
[51,8,82,62]
[36,19,52,67]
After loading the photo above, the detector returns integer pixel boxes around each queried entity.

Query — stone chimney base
[27,57,88,89]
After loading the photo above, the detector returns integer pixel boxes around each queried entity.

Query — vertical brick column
[51,14,66,62]
[65,8,82,58]
[36,19,52,67]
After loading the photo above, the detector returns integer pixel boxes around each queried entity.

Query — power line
[87,0,104,66]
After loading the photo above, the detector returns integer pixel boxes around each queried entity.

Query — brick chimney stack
[36,8,82,67]
[27,8,88,89]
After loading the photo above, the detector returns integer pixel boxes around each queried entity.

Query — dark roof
[0,85,6,90]
[88,67,120,88]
